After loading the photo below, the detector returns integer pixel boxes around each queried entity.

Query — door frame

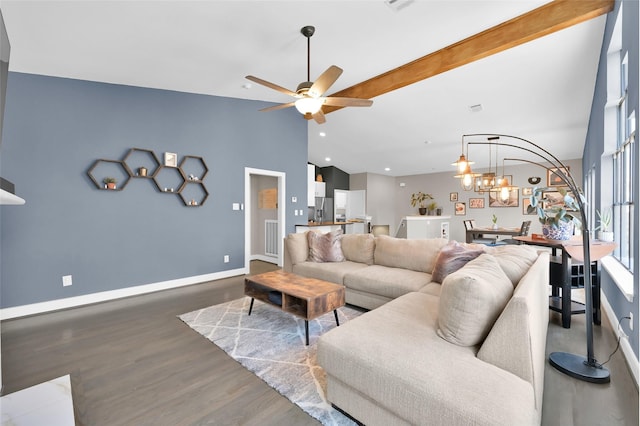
[244,167,286,271]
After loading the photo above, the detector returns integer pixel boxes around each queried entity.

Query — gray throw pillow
[431,241,484,283]
[307,229,345,262]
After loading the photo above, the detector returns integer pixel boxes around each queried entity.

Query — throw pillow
[307,229,345,262]
[483,245,539,286]
[285,232,311,265]
[437,254,514,347]
[431,241,485,284]
[340,233,375,265]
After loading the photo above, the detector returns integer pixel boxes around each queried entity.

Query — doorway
[244,167,286,272]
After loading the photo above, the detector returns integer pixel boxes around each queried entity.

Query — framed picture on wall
[450,192,458,202]
[522,198,536,215]
[522,187,533,196]
[164,152,178,167]
[454,202,466,216]
[469,198,484,209]
[547,167,570,186]
[489,189,519,207]
[543,190,577,211]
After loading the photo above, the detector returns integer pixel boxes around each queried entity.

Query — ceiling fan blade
[259,102,295,112]
[323,97,373,107]
[308,66,343,97]
[312,109,326,124]
[245,75,298,98]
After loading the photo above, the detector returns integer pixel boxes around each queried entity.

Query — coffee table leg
[305,320,309,346]
[248,298,255,316]
[334,309,340,326]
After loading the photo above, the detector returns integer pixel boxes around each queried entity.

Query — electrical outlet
[630,313,633,331]
[224,255,230,263]
[62,275,72,287]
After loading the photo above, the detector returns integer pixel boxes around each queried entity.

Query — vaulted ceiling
[0,0,612,176]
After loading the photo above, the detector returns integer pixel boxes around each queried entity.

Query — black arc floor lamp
[454,133,611,383]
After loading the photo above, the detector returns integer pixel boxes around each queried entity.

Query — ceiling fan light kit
[245,25,372,124]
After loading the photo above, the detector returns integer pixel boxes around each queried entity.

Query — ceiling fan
[245,25,373,124]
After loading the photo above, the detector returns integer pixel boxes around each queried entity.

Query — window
[612,52,634,272]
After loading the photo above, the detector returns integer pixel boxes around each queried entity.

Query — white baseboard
[0,268,247,321]
[250,254,279,265]
[600,293,639,388]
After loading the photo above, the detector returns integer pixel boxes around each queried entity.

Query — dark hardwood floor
[2,261,638,425]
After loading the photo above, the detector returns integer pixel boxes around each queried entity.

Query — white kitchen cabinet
[307,164,315,206]
[314,182,326,197]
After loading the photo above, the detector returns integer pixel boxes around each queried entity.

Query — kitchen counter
[295,222,355,234]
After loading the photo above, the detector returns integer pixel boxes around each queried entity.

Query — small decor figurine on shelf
[491,214,498,229]
[410,191,433,215]
[595,208,613,242]
[528,187,581,240]
[138,166,147,177]
[103,177,117,190]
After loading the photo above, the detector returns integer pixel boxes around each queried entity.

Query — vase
[542,221,574,240]
[418,208,427,215]
[492,224,498,230]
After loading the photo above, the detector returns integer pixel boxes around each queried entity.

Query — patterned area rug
[178,297,363,425]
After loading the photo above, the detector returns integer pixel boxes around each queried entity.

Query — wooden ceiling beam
[323,0,614,114]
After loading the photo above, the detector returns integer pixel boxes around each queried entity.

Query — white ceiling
[0,0,606,176]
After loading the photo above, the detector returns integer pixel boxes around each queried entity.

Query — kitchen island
[295,221,356,234]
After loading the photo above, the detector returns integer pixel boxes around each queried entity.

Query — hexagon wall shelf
[88,148,209,206]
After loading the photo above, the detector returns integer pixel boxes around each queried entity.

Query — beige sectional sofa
[283,232,549,425]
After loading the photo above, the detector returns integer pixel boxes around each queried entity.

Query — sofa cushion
[293,261,367,286]
[340,233,376,265]
[437,254,514,347]
[484,245,539,286]
[431,240,484,283]
[285,232,310,266]
[344,265,431,300]
[374,235,448,273]
[308,229,345,262]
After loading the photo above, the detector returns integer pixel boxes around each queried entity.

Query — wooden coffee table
[244,270,346,345]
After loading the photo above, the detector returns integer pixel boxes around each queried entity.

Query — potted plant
[491,214,498,230]
[595,208,613,242]
[103,177,117,190]
[426,201,438,215]
[410,191,433,215]
[528,187,581,240]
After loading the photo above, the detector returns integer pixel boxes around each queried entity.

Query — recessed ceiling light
[242,83,252,90]
[424,140,432,145]
[469,104,483,113]
[384,167,391,172]
[319,132,326,137]
[325,157,331,162]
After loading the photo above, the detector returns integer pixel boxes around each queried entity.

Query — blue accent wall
[583,1,638,359]
[0,72,307,308]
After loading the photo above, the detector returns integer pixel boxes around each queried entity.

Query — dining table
[514,235,616,328]
[465,226,521,243]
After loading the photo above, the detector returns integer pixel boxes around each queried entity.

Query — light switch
[292,196,297,203]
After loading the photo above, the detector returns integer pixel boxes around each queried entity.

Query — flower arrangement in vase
[528,187,581,240]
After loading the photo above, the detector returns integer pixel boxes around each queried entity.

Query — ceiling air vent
[385,0,414,12]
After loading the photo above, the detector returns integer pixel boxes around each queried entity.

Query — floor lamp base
[549,352,610,384]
